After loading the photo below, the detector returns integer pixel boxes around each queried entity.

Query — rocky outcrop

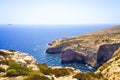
[0,49,39,71]
[97,43,120,67]
[46,47,63,54]
[61,49,86,64]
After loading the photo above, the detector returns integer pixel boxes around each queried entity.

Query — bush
[6,69,19,77]
[52,68,70,77]
[37,63,71,77]
[4,60,32,76]
[0,61,9,65]
[24,74,51,80]
[37,63,52,75]
[0,67,5,72]
[73,72,89,80]
[73,72,107,80]
[8,61,33,76]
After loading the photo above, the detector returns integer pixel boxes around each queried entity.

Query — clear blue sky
[0,0,120,25]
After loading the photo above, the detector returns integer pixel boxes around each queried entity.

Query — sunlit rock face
[0,49,39,71]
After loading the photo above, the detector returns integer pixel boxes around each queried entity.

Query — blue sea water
[0,24,115,72]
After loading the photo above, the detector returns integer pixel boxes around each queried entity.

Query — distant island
[0,25,120,80]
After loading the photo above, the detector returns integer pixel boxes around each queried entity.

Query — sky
[0,0,120,25]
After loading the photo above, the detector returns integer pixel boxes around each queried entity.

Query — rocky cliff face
[61,49,86,64]
[96,48,120,80]
[97,43,120,67]
[46,25,120,68]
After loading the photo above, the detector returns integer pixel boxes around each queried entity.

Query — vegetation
[6,69,19,76]
[7,60,33,76]
[37,63,53,75]
[98,61,113,71]
[37,63,71,77]
[52,68,70,77]
[73,72,107,80]
[0,67,5,72]
[24,74,51,80]
[0,60,33,77]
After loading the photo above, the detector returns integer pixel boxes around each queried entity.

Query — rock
[46,47,63,54]
[85,52,97,67]
[61,49,86,64]
[17,59,27,66]
[0,56,5,61]
[0,50,38,71]
[27,64,39,71]
[0,64,9,70]
[23,56,37,64]
[97,43,120,67]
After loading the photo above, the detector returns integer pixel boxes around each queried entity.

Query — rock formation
[61,49,86,64]
[0,49,39,71]
[96,48,120,80]
[97,43,120,67]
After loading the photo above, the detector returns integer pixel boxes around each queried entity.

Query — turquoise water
[0,24,114,71]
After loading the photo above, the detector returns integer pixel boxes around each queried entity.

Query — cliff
[96,48,120,80]
[46,25,120,67]
[97,43,120,67]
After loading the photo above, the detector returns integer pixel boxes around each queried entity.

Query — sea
[0,24,115,72]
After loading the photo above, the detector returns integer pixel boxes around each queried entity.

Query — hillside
[83,25,120,35]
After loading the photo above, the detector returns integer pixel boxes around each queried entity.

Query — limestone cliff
[97,43,120,67]
[46,25,120,67]
[96,48,120,80]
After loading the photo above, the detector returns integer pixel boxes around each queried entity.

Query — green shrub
[0,61,9,65]
[7,61,32,76]
[73,72,90,80]
[37,63,52,75]
[3,60,32,76]
[6,69,19,77]
[52,68,70,77]
[24,74,51,80]
[73,72,107,80]
[0,67,5,72]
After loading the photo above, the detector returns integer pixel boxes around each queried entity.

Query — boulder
[17,59,27,66]
[0,64,9,70]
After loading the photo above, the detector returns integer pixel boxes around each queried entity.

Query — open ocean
[0,24,114,72]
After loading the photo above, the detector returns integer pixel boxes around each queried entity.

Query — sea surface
[0,24,115,72]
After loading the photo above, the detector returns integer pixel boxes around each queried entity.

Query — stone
[0,56,5,61]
